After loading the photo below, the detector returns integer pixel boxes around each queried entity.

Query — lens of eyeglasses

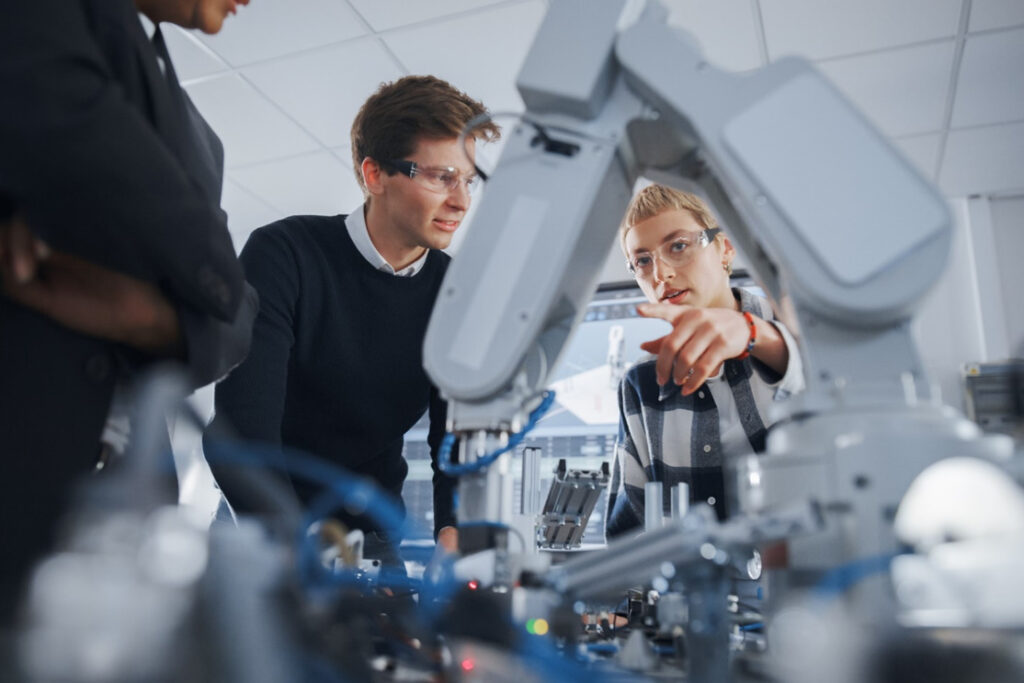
[415,167,479,194]
[629,231,711,276]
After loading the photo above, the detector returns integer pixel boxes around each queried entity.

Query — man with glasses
[209,76,499,557]
[605,184,804,537]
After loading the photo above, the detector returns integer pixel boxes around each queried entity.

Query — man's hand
[424,526,459,582]
[637,303,752,395]
[0,215,50,285]
[436,525,459,554]
[2,244,183,356]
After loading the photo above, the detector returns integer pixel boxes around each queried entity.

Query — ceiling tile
[951,28,1024,128]
[230,150,364,218]
[185,74,320,168]
[348,0,508,32]
[221,179,282,250]
[970,0,1024,32]
[760,0,961,61]
[241,39,404,148]
[817,41,954,137]
[662,0,764,72]
[162,26,229,81]
[940,121,1024,196]
[892,133,943,181]
[195,0,369,66]
[382,0,548,115]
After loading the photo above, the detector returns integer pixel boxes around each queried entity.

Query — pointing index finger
[637,302,692,324]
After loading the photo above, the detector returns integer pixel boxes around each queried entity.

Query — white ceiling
[165,0,1024,258]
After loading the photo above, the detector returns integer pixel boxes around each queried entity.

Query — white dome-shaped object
[895,456,1024,552]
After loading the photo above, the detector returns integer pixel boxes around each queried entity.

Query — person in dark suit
[0,0,256,621]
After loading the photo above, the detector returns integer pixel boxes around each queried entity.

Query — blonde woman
[605,185,804,537]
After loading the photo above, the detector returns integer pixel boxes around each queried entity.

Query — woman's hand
[637,302,788,395]
[637,303,751,394]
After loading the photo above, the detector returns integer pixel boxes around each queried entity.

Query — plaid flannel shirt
[605,288,804,537]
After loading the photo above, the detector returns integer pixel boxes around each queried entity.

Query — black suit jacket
[0,0,257,616]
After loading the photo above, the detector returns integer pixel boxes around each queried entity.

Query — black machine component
[538,459,610,548]
[963,360,1024,436]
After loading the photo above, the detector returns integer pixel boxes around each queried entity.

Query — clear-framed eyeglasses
[627,227,721,278]
[383,158,482,195]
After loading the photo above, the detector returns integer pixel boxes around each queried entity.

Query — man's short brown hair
[350,75,501,193]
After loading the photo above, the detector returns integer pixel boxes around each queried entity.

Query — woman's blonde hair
[619,184,720,255]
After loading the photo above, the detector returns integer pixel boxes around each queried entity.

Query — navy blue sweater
[210,214,455,536]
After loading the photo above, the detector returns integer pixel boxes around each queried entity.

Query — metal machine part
[670,482,690,520]
[644,481,664,532]
[730,406,1015,582]
[548,501,822,681]
[537,459,610,548]
[548,501,823,601]
[520,447,543,517]
[963,360,1024,436]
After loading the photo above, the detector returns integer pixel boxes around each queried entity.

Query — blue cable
[204,437,408,541]
[520,635,614,683]
[813,552,902,597]
[204,437,411,595]
[418,554,465,625]
[204,432,606,679]
[586,642,619,654]
[438,390,557,476]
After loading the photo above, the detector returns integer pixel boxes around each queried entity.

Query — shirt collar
[136,13,170,77]
[345,204,428,277]
[137,13,157,40]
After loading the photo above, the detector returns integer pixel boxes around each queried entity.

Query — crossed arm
[1,215,257,386]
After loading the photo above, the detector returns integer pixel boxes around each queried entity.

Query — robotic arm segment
[615,13,952,327]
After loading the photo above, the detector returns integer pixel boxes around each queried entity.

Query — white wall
[989,195,1024,357]
[913,199,988,410]
[910,194,1022,412]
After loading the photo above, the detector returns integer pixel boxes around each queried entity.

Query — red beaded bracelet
[736,311,757,360]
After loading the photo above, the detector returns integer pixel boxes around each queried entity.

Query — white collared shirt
[344,204,428,277]
[136,13,166,75]
[137,12,156,37]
